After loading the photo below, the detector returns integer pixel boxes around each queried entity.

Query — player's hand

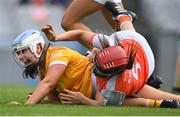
[41,24,56,41]
[59,89,85,104]
[26,92,33,100]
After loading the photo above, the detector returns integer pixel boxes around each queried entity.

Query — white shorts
[94,0,122,5]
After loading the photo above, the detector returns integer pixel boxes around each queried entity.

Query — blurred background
[0,0,180,92]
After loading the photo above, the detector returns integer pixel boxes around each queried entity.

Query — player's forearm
[55,30,83,42]
[55,30,94,50]
[81,96,104,106]
[25,81,53,104]
[80,92,104,106]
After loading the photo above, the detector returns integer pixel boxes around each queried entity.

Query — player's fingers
[61,100,73,104]
[41,27,49,33]
[41,25,52,31]
[60,96,72,102]
[46,24,54,30]
[59,93,73,100]
[63,89,74,95]
[49,30,55,35]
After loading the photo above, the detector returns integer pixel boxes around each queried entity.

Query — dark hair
[125,40,140,69]
[22,43,50,79]
[23,63,38,79]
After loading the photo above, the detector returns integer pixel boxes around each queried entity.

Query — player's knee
[61,15,82,31]
[61,17,69,31]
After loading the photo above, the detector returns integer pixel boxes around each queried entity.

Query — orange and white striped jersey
[38,46,93,98]
[96,31,155,96]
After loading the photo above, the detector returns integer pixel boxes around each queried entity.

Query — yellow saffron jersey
[39,46,93,98]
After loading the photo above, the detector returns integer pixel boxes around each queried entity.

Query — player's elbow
[75,30,85,36]
[41,79,56,91]
[61,19,69,31]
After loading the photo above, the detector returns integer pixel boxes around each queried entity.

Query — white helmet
[12,29,45,67]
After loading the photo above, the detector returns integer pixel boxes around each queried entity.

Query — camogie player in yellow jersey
[12,29,101,104]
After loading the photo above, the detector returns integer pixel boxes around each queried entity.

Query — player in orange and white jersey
[96,35,152,96]
[42,1,180,108]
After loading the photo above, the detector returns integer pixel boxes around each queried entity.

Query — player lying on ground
[41,2,180,108]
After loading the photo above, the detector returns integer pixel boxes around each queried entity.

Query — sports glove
[102,89,126,106]
[147,74,163,89]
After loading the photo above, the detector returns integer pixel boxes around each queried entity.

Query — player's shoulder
[47,46,71,54]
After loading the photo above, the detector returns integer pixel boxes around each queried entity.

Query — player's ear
[36,43,42,55]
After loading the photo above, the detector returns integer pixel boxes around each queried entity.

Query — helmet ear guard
[93,46,128,78]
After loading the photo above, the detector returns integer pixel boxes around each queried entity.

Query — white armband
[94,0,122,5]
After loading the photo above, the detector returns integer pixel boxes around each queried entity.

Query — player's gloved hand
[147,75,163,89]
[41,24,56,42]
[102,89,126,106]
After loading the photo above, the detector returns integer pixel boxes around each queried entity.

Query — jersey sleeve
[48,50,71,68]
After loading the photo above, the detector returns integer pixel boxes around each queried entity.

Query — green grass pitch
[0,84,179,116]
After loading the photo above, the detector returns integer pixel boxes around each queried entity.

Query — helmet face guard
[12,29,45,68]
[92,46,128,78]
[93,56,113,78]
[12,47,34,68]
